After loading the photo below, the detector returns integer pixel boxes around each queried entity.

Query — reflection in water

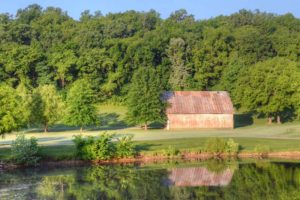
[166,167,234,186]
[0,161,300,200]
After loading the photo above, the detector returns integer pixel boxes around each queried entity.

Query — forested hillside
[0,4,300,133]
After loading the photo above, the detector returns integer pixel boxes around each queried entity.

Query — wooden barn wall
[167,114,234,129]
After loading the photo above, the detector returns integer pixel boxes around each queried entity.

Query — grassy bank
[1,137,300,162]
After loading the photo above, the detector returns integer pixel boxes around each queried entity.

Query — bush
[204,138,227,154]
[73,133,136,160]
[115,135,136,158]
[225,139,240,154]
[254,145,270,158]
[89,133,115,160]
[73,135,94,159]
[11,134,40,166]
[73,133,115,160]
[163,145,179,157]
[204,138,239,155]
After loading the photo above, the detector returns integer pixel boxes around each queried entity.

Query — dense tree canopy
[0,4,300,133]
[233,58,300,123]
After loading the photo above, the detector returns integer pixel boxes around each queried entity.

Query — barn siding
[167,114,234,129]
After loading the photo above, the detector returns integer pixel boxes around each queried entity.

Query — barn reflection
[165,167,234,187]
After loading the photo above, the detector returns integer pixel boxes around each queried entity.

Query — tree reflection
[1,161,299,200]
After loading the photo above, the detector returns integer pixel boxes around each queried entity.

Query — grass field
[1,137,299,161]
[0,104,300,161]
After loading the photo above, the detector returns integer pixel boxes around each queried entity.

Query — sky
[0,0,300,20]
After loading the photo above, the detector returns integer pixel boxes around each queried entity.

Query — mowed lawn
[0,104,300,160]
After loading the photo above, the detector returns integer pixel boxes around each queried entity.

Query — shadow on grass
[21,112,165,133]
[135,143,162,152]
[234,113,254,128]
[25,125,80,133]
[93,112,130,131]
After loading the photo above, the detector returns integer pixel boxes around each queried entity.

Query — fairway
[1,121,300,147]
[1,104,300,161]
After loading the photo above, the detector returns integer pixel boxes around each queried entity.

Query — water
[0,160,300,200]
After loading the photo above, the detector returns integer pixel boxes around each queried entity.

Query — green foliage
[48,48,77,88]
[167,38,189,90]
[254,144,270,157]
[126,68,166,129]
[225,138,240,154]
[65,79,98,131]
[0,84,26,135]
[88,133,115,160]
[204,138,227,154]
[73,133,115,160]
[163,145,179,157]
[1,5,300,127]
[115,135,136,158]
[32,85,64,132]
[73,133,136,160]
[233,57,300,121]
[11,133,40,166]
[72,135,93,159]
[204,138,239,154]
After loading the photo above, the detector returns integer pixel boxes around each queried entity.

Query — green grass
[1,104,300,161]
[1,137,299,162]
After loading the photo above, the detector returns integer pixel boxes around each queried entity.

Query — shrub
[163,145,179,157]
[73,133,115,160]
[73,135,94,159]
[225,139,239,154]
[204,138,239,155]
[11,134,40,166]
[73,133,137,160]
[89,133,115,160]
[254,145,270,158]
[204,138,227,154]
[115,135,136,158]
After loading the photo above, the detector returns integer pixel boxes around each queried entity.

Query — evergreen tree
[126,68,166,130]
[65,79,97,132]
[167,38,190,90]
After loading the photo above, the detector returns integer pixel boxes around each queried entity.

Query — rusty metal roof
[165,91,234,114]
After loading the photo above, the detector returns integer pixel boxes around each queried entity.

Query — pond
[0,160,300,200]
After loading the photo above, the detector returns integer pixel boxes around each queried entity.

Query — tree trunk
[277,115,281,124]
[80,127,83,133]
[268,117,272,125]
[61,77,65,88]
[144,123,148,130]
[44,123,48,133]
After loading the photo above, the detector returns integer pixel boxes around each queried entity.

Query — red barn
[165,91,234,129]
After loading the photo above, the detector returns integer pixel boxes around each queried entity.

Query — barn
[164,91,234,129]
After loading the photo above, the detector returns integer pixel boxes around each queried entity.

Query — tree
[126,68,166,130]
[48,49,77,88]
[65,79,97,132]
[167,38,190,90]
[33,85,64,132]
[233,58,300,124]
[0,84,26,135]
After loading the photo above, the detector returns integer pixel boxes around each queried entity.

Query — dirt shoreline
[2,151,300,171]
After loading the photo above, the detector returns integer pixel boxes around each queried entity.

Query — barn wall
[167,114,234,129]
